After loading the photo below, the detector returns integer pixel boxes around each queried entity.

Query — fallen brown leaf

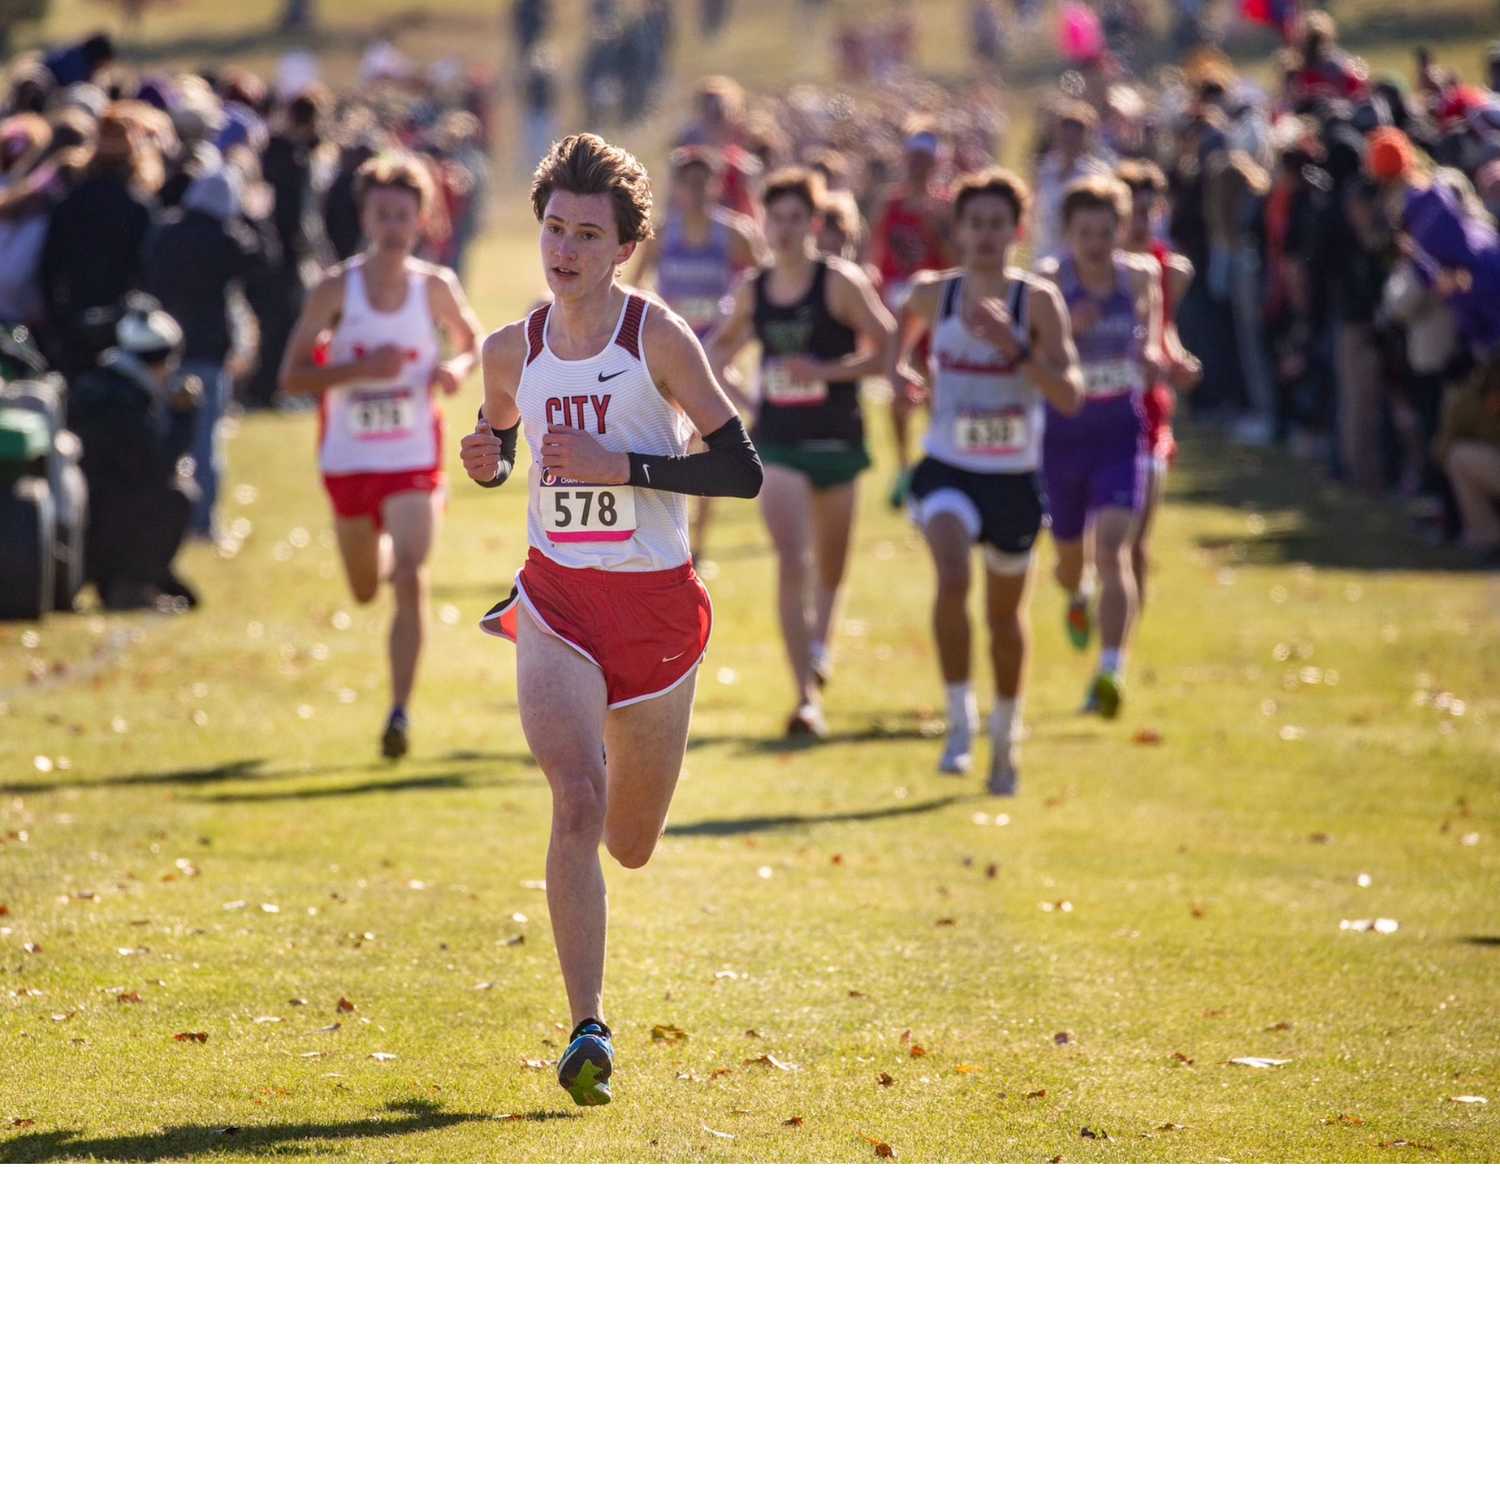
[336,997,356,1013]
[860,1134,895,1159]
[116,991,142,1004]
[1190,903,1207,919]
[1080,1126,1109,1140]
[1265,1020,1294,1032]
[8,1118,36,1128]
[985,863,999,879]
[651,1023,687,1044]
[1171,1052,1194,1065]
[520,1058,550,1071]
[1157,1122,1181,1132]
[1025,1088,1048,1100]
[744,1028,762,1039]
[1324,1114,1365,1127]
[173,1032,208,1044]
[504,934,526,946]
[1378,1139,1438,1152]
[316,1022,341,1033]
[743,1053,799,1071]
[708,1067,732,1079]
[935,916,957,927]
[876,1072,894,1087]
[1131,727,1163,745]
[955,1064,980,1075]
[909,1043,927,1058]
[1054,1031,1074,1046]
[782,1117,803,1128]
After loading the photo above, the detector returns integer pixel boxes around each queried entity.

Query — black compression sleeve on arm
[472,409,520,489]
[627,415,763,499]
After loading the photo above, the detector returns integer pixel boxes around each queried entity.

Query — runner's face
[955,194,1018,270]
[765,195,814,256]
[362,186,423,255]
[1067,206,1119,268]
[671,165,713,214]
[1128,189,1158,242]
[541,190,634,299]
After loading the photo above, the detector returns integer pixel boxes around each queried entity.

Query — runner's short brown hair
[1062,174,1129,225]
[531,132,655,244]
[1115,158,1167,196]
[953,167,1030,224]
[355,152,436,217]
[762,166,824,216]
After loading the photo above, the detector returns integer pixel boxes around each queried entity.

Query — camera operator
[70,303,203,611]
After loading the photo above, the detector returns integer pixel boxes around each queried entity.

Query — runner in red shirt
[870,124,953,506]
[1116,159,1200,617]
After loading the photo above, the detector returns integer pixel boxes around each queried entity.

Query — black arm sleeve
[472,410,520,489]
[627,415,763,499]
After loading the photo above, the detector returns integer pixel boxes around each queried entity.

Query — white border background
[6,1166,1494,1498]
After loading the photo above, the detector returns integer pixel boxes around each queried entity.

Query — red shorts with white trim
[480,548,713,710]
[323,468,446,531]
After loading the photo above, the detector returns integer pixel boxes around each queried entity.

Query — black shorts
[909,457,1043,567]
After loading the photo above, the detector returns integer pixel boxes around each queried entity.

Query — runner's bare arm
[1163,257,1201,388]
[703,277,757,408]
[428,268,484,394]
[1022,278,1084,416]
[816,259,896,383]
[279,272,402,396]
[459,321,526,486]
[541,308,762,498]
[891,273,945,398]
[727,214,767,270]
[1132,259,1165,384]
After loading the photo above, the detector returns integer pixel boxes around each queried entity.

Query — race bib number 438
[349,388,416,439]
[956,409,1028,456]
[541,477,637,544]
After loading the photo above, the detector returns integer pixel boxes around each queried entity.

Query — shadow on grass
[1168,436,1492,574]
[1459,936,1500,948]
[666,795,959,838]
[1,1098,575,1163]
[1,749,533,799]
[689,709,945,756]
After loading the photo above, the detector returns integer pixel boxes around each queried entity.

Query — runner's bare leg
[759,463,816,703]
[516,608,610,1028]
[602,669,698,867]
[809,480,857,664]
[382,489,441,711]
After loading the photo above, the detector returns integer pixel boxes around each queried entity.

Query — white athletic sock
[990,697,1021,748]
[946,682,977,732]
[1100,647,1125,676]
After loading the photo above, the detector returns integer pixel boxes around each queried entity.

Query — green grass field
[3,206,1498,1162]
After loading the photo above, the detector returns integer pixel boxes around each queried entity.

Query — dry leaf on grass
[1339,918,1399,934]
[1054,1031,1074,1046]
[520,1058,551,1071]
[254,1016,281,1024]
[876,1072,894,1087]
[860,1135,895,1159]
[1448,1095,1488,1105]
[8,1118,36,1128]
[955,1064,980,1075]
[369,1052,398,1062]
[708,1067,732,1079]
[316,1022,341,1034]
[173,1032,208,1044]
[116,992,141,1004]
[702,1124,735,1140]
[1378,1139,1438,1152]
[782,1117,804,1128]
[1132,727,1163,745]
[1228,1057,1291,1068]
[1080,1126,1109,1140]
[909,1043,927,1058]
[743,1053,799,1071]
[1324,1114,1365,1126]
[651,1024,688,1044]
[336,997,356,1013]
[1025,1088,1048,1100]
[1171,1052,1195,1065]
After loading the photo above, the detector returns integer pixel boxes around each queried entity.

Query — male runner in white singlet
[894,169,1082,795]
[281,154,484,759]
[459,134,762,1108]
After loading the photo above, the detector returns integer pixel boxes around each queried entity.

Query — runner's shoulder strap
[941,275,962,321]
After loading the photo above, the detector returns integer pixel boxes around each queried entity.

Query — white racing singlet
[319,257,441,476]
[923,272,1045,474]
[515,292,693,572]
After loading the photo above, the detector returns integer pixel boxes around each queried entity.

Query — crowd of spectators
[0,28,495,609]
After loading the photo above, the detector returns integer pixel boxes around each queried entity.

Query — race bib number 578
[542,476,637,544]
[349,388,416,439]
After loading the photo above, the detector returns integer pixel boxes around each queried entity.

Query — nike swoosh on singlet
[598,370,626,382]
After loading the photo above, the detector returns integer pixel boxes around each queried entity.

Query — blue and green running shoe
[1089,670,1123,721]
[558,1018,613,1107]
[1064,592,1092,652]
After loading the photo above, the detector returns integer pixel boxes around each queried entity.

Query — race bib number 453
[541,478,637,544]
[956,409,1028,456]
[349,388,416,439]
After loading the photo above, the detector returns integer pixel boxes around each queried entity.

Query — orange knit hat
[1365,126,1415,181]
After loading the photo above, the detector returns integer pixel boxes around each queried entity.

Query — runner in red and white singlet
[1116,159,1201,618]
[459,134,762,1109]
[281,153,483,760]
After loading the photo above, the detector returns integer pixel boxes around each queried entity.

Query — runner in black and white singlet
[280,153,484,761]
[458,135,762,1109]
[893,169,1082,795]
[632,146,763,563]
[708,167,894,738]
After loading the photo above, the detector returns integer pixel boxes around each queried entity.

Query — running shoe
[987,740,1019,797]
[558,1018,614,1107]
[938,720,974,776]
[786,701,829,740]
[1089,671,1123,721]
[888,469,912,511]
[1065,592,1092,652]
[381,707,410,760]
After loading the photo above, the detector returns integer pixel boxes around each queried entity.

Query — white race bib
[956,409,1029,456]
[1082,360,1138,399]
[349,388,417,440]
[541,475,637,544]
[764,359,828,407]
[674,294,724,333]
